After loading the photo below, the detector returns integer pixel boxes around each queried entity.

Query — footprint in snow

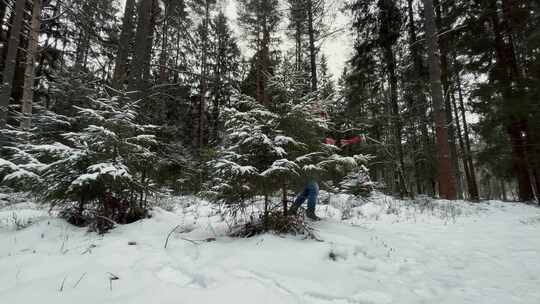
[356,263,377,273]
[155,266,209,288]
[304,290,392,304]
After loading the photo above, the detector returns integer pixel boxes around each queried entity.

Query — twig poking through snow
[180,237,199,245]
[59,276,67,292]
[15,269,21,286]
[107,273,119,291]
[164,225,181,249]
[95,215,119,226]
[181,237,216,245]
[81,244,97,255]
[73,272,87,289]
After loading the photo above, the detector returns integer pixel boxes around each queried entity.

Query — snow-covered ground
[1,192,539,304]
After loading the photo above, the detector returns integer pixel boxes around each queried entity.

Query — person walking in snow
[287,105,327,221]
[288,134,365,221]
[289,106,366,221]
[288,179,321,221]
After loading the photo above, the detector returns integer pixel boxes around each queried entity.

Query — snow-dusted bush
[0,94,164,232]
[339,165,378,197]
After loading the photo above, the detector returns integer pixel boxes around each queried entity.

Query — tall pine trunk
[0,1,6,25]
[128,0,156,93]
[158,0,171,83]
[196,0,211,150]
[307,0,317,92]
[256,20,271,105]
[294,18,303,71]
[456,67,479,201]
[451,91,471,199]
[0,1,8,58]
[384,47,407,198]
[112,0,136,89]
[406,0,431,195]
[487,0,534,201]
[434,0,462,199]
[0,0,25,128]
[423,0,457,200]
[75,1,94,70]
[21,0,42,130]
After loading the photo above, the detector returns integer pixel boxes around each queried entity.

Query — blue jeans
[293,181,319,209]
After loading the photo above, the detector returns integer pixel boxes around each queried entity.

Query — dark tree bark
[384,46,407,198]
[487,0,534,201]
[451,90,471,199]
[423,0,457,200]
[456,68,479,201]
[74,1,94,70]
[500,179,508,201]
[158,0,172,83]
[0,0,26,128]
[128,0,157,92]
[21,0,42,130]
[0,1,8,47]
[0,1,7,23]
[112,0,136,89]
[406,0,431,195]
[142,0,159,84]
[307,0,317,92]
[434,0,462,198]
[256,21,271,105]
[196,0,211,150]
[378,0,408,198]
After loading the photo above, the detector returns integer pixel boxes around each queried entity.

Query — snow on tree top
[260,159,300,177]
[274,135,298,146]
[71,163,132,187]
[3,169,40,182]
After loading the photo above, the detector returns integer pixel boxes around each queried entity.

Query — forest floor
[1,192,539,304]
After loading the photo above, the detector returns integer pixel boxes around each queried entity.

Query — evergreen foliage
[1,93,167,232]
[207,70,372,233]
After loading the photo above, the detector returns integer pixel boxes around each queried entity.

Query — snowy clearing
[1,193,539,304]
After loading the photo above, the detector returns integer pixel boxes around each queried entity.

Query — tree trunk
[0,1,6,25]
[406,0,431,195]
[263,194,269,230]
[20,0,42,130]
[500,179,507,201]
[532,169,540,202]
[197,0,210,150]
[211,32,221,143]
[385,47,407,198]
[173,30,181,83]
[294,18,302,71]
[282,185,288,216]
[307,0,317,92]
[128,0,156,92]
[75,1,94,70]
[456,68,479,201]
[434,0,462,199]
[142,0,158,84]
[487,1,534,201]
[256,18,271,105]
[451,91,471,199]
[0,0,25,128]
[423,0,457,200]
[0,1,8,64]
[112,0,136,89]
[508,121,534,201]
[158,0,170,83]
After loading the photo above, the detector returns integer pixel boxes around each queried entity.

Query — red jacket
[325,135,364,147]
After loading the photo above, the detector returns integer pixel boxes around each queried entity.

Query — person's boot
[306,207,321,221]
